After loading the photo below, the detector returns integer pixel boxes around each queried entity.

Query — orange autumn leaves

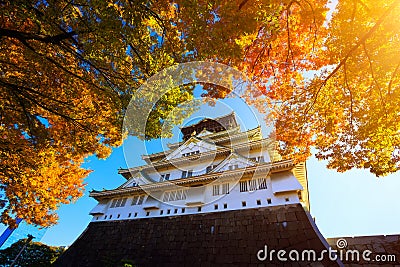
[1,0,194,227]
[1,0,400,228]
[1,22,123,226]
[271,0,400,176]
[177,0,400,176]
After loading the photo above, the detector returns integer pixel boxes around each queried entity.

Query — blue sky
[33,95,400,247]
[2,0,397,249]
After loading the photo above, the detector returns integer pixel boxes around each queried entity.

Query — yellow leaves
[0,143,87,227]
[144,16,164,37]
[72,6,83,18]
[234,32,257,48]
[95,145,112,159]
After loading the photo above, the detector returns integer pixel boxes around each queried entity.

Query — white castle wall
[91,173,301,222]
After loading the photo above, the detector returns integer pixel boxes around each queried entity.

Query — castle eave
[91,159,294,201]
[119,138,275,179]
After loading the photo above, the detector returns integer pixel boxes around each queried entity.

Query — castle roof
[141,126,260,164]
[121,137,274,179]
[91,159,295,201]
[180,112,238,141]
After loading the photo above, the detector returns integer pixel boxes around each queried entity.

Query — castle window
[197,207,202,212]
[212,185,220,196]
[167,209,171,214]
[249,180,257,191]
[214,204,218,210]
[180,169,193,178]
[206,166,212,173]
[222,183,230,194]
[223,203,228,209]
[109,215,112,219]
[229,164,239,170]
[117,214,120,218]
[110,199,118,208]
[104,215,107,219]
[132,195,145,205]
[137,195,145,205]
[285,197,290,202]
[128,213,131,218]
[146,211,150,216]
[160,210,163,215]
[160,173,170,181]
[174,209,178,214]
[257,200,261,205]
[181,208,185,213]
[240,179,267,193]
[239,181,248,192]
[134,212,138,217]
[252,156,265,162]
[258,178,268,189]
[206,165,218,173]
[119,198,127,207]
[111,198,127,208]
[242,201,247,207]
[267,198,272,204]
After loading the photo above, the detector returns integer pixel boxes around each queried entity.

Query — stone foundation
[55,204,341,266]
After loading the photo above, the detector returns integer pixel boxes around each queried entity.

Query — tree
[173,0,400,176]
[2,0,399,228]
[261,0,400,176]
[0,0,195,227]
[0,238,64,266]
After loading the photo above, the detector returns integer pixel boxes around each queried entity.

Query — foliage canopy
[0,238,64,267]
[1,0,399,227]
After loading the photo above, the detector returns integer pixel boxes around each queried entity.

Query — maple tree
[1,0,399,228]
[254,0,400,176]
[0,0,194,227]
[174,0,400,176]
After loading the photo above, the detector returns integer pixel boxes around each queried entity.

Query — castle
[55,113,345,266]
[88,112,310,222]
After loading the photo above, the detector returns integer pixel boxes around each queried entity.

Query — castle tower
[89,112,309,221]
[55,113,341,266]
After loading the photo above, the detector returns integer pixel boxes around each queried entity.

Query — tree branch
[0,28,77,44]
[305,0,400,114]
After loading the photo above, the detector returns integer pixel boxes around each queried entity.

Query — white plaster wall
[144,159,224,182]
[91,177,300,222]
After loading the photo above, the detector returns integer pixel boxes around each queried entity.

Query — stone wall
[328,235,400,266]
[54,204,341,266]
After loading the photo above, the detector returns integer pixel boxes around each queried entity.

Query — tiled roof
[91,160,294,200]
[120,137,275,178]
